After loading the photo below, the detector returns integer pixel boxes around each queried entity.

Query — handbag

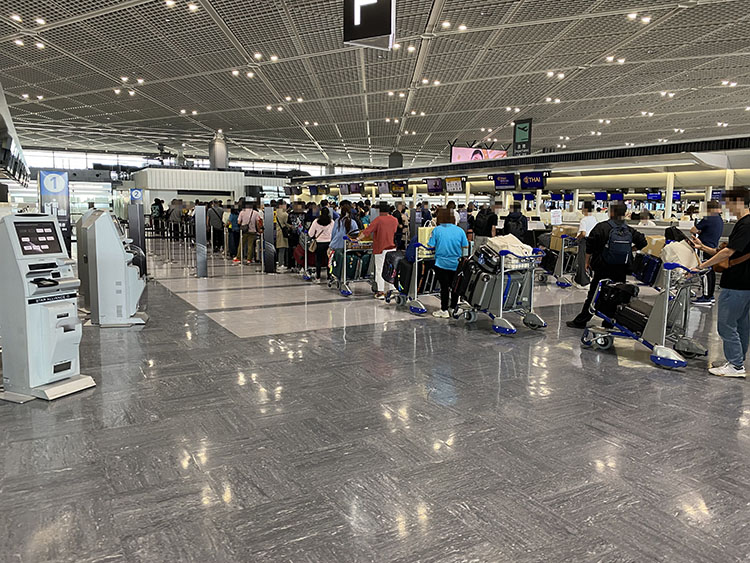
[309,237,318,252]
[276,215,292,238]
[713,242,750,273]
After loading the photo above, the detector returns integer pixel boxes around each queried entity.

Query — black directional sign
[343,0,396,50]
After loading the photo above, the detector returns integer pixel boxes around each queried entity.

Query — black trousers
[703,268,716,298]
[433,266,458,311]
[573,265,628,323]
[212,227,223,251]
[315,242,330,279]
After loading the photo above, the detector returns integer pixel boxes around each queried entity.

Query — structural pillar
[465,181,471,205]
[725,168,735,190]
[573,188,580,211]
[535,189,543,214]
[665,172,675,220]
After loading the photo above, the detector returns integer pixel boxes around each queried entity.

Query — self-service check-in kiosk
[0,214,95,403]
[79,210,147,327]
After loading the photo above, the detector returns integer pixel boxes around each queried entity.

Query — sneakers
[708,362,746,378]
[374,292,385,300]
[432,310,450,318]
[232,258,240,263]
[693,296,715,306]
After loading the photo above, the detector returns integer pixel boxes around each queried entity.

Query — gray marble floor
[0,243,748,562]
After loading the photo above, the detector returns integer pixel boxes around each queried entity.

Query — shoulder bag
[713,242,750,273]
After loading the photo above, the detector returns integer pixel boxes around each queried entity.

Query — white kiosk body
[75,207,97,310]
[0,214,95,403]
[80,210,147,327]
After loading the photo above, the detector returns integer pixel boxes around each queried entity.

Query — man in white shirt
[575,202,598,287]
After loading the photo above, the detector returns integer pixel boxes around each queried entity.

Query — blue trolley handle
[498,249,546,259]
[664,262,710,276]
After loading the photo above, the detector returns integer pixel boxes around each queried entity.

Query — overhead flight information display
[15,221,63,255]
[445,177,465,193]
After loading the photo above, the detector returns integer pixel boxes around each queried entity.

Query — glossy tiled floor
[0,240,748,562]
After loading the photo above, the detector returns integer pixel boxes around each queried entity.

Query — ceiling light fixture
[128,90,135,96]
[36,95,43,100]
[296,97,303,102]
[14,39,23,46]
[35,42,44,49]
[35,17,45,25]
[247,71,254,78]
[276,106,283,111]
[399,91,406,97]
[730,82,737,87]
[641,16,651,23]
[270,55,279,61]
[554,98,561,103]
[386,118,391,122]
[458,24,467,31]
[285,96,292,101]
[254,53,262,60]
[114,89,121,94]
[407,45,416,53]
[313,122,318,126]
[394,118,399,123]
[506,107,511,112]
[605,56,614,62]
[421,78,429,84]
[266,105,272,110]
[187,3,198,11]
[304,121,310,125]
[441,21,450,28]
[232,70,240,76]
[717,121,728,127]
[388,91,394,96]
[137,78,144,84]
[410,110,416,115]
[419,111,425,116]
[121,76,128,82]
[546,71,554,77]
[627,13,638,20]
[673,128,685,133]
[557,73,564,80]
[21,94,29,99]
[545,97,552,102]
[191,110,197,115]
[165,0,176,6]
[617,58,625,64]
[514,107,520,113]
[480,127,486,132]
[180,109,186,114]
[393,43,400,50]
[10,14,21,22]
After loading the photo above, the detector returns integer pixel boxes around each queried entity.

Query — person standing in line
[638,212,657,228]
[472,204,498,254]
[207,200,225,253]
[329,201,360,280]
[503,202,529,240]
[320,199,339,220]
[391,201,408,250]
[690,199,724,306]
[275,200,291,271]
[308,207,334,282]
[566,203,647,329]
[227,206,240,259]
[359,201,400,299]
[574,202,598,287]
[692,188,750,378]
[447,200,460,224]
[420,201,432,225]
[429,209,469,318]
[235,201,261,264]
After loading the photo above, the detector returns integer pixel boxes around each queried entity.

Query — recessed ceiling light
[114,89,121,94]
[14,39,23,46]
[270,55,279,61]
[394,118,399,123]
[545,97,552,102]
[514,107,520,112]
[285,96,292,101]
[297,97,303,102]
[419,111,425,116]
[441,21,450,28]
[433,80,440,85]
[605,56,614,62]
[304,121,310,125]
[488,128,493,132]
[617,58,625,64]
[410,110,416,115]
[10,14,21,22]
[277,106,283,111]
[546,71,554,77]
[730,82,737,87]
[721,80,729,86]
[660,91,667,96]
[187,3,198,11]
[399,92,405,97]
[21,94,29,99]
[557,73,564,79]
[36,95,43,100]
[421,78,429,84]
[121,76,128,82]
[232,70,240,76]
[393,43,400,49]
[506,107,511,112]
[510,121,515,126]
[386,118,391,123]
[458,24,467,31]
[554,98,560,103]
[254,53,262,60]
[35,18,45,25]
[493,138,498,142]
[35,42,44,49]
[165,0,176,6]
[191,110,197,115]
[266,105,272,110]
[388,91,394,96]
[481,127,486,132]
[746,106,750,111]
[605,119,610,124]
[641,16,651,23]
[407,45,416,53]
[668,92,675,98]
[627,13,638,20]
[247,71,254,78]
[137,78,144,84]
[313,122,318,126]
[128,90,135,96]
[180,109,186,114]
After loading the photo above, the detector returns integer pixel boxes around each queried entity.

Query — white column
[702,186,712,214]
[725,168,735,190]
[665,172,675,220]
[535,188,543,215]
[465,181,471,205]
[505,191,513,210]
[573,188,579,211]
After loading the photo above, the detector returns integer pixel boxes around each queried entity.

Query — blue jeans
[717,289,750,368]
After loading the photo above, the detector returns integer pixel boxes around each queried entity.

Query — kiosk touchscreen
[0,214,95,403]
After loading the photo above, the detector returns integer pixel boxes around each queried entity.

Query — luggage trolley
[298,230,315,282]
[384,243,440,315]
[538,234,577,288]
[329,236,376,297]
[581,263,709,369]
[455,248,547,335]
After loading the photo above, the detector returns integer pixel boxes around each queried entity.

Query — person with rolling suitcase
[358,202,399,299]
[574,202,598,287]
[566,203,647,329]
[308,208,334,282]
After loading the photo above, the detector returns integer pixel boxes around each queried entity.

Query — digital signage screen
[426,178,445,194]
[672,191,681,201]
[593,191,608,201]
[445,177,465,194]
[489,173,515,191]
[338,183,349,195]
[519,172,545,189]
[610,192,624,201]
[349,182,363,194]
[451,147,508,163]
[563,193,574,201]
[550,193,562,201]
[283,186,292,196]
[376,181,390,195]
[390,180,407,195]
[524,193,535,201]
[646,192,662,201]
[309,186,318,196]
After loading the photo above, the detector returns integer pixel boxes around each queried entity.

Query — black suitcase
[615,299,652,334]
[263,240,276,273]
[664,226,687,242]
[475,245,502,274]
[453,259,475,298]
[396,260,413,293]
[382,251,405,285]
[595,282,639,318]
[633,254,662,286]
[541,249,558,274]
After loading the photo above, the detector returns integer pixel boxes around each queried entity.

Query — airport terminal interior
[2,0,750,562]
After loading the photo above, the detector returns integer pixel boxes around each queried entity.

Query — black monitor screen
[15,221,63,255]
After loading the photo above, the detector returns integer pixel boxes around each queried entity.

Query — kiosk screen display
[15,221,63,255]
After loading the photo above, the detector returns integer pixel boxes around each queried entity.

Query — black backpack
[603,220,633,264]
[504,216,525,239]
[473,210,492,236]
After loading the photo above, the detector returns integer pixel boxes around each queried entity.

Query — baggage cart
[329,236,376,296]
[581,263,709,368]
[454,248,547,335]
[384,243,441,315]
[537,234,577,288]
[298,230,315,282]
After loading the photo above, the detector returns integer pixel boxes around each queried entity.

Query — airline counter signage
[130,188,143,204]
[513,119,533,156]
[519,171,545,189]
[343,0,395,51]
[445,177,465,193]
[489,173,515,190]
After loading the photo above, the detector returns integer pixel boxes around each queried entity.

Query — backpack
[151,204,161,218]
[602,220,633,264]
[504,215,525,239]
[473,210,492,236]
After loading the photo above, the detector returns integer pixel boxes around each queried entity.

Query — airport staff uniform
[569,220,647,326]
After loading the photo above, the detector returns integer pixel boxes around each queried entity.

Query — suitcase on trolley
[595,282,639,318]
[541,249,558,273]
[396,260,414,292]
[382,251,405,285]
[346,253,360,279]
[615,299,652,334]
[633,253,662,286]
[475,245,502,274]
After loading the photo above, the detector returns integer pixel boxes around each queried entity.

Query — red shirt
[361,214,399,254]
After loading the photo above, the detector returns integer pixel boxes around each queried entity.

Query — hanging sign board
[130,188,143,204]
[445,177,465,194]
[38,170,71,254]
[519,171,545,189]
[343,0,396,51]
[513,119,533,156]
[489,173,515,191]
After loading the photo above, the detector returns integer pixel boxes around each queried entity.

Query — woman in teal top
[428,208,469,318]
